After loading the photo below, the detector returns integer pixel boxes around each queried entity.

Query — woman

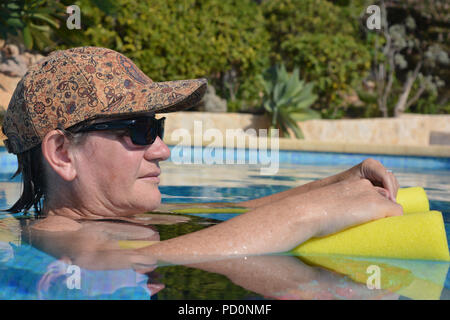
[2,46,402,266]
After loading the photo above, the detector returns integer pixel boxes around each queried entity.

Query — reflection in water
[36,258,156,300]
[0,212,447,300]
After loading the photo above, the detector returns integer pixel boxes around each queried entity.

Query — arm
[137,177,403,264]
[182,255,398,300]
[240,158,399,208]
[239,167,352,208]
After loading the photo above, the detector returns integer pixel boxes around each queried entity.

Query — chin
[136,190,162,213]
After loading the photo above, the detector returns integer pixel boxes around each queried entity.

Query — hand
[347,158,400,203]
[308,178,403,237]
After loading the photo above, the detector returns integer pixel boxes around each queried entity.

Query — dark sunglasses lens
[130,118,164,145]
[158,118,165,140]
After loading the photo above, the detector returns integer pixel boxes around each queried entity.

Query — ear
[41,130,77,181]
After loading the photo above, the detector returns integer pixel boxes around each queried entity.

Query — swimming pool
[0,146,449,300]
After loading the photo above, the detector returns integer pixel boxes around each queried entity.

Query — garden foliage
[0,0,448,119]
[261,64,318,138]
[72,0,271,112]
[262,0,371,118]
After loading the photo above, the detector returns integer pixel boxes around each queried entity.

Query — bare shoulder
[31,215,82,232]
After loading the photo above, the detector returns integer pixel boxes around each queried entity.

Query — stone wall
[160,111,450,147]
[1,107,448,152]
[299,114,450,147]
[0,73,20,110]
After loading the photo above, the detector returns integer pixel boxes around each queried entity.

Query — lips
[140,173,160,178]
[139,170,161,182]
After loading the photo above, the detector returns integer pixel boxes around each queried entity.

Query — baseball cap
[2,46,207,154]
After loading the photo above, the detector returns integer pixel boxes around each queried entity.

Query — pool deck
[160,112,450,158]
[162,135,450,158]
[275,139,450,158]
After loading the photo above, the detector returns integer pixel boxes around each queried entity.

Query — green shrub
[411,94,450,115]
[0,0,64,51]
[282,33,371,117]
[262,0,371,118]
[262,0,357,61]
[66,0,271,112]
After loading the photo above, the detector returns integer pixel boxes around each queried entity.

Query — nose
[144,136,170,162]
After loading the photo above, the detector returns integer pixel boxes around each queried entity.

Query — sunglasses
[75,116,165,146]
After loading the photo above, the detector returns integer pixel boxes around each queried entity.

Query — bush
[411,94,450,115]
[0,0,64,51]
[282,33,371,117]
[262,0,357,60]
[262,0,371,118]
[66,0,271,112]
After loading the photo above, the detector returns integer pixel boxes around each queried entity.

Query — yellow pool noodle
[396,187,430,214]
[292,187,449,260]
[293,210,449,261]
[299,255,415,295]
[117,240,158,249]
[298,255,449,300]
[171,208,249,214]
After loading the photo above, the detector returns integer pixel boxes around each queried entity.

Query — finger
[381,176,395,202]
[388,172,400,200]
[373,186,403,216]
[394,172,400,195]
[374,186,390,199]
[384,199,404,217]
[361,159,395,200]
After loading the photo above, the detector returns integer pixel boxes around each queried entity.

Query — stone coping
[163,135,450,158]
[277,139,450,158]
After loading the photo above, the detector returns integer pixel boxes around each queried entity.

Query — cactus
[261,64,319,139]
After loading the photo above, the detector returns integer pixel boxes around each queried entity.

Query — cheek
[100,155,140,188]
[76,138,141,188]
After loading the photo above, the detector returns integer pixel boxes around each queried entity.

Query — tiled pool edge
[276,139,450,158]
[165,145,450,170]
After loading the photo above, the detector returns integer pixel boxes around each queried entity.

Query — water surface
[1,155,449,300]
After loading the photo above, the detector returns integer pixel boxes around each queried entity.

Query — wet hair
[4,128,87,216]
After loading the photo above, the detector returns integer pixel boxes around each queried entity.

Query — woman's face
[70,129,170,217]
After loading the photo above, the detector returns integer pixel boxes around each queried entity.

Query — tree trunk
[394,61,422,117]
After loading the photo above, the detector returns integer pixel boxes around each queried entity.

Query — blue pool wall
[2,145,450,174]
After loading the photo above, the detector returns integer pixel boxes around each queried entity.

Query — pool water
[0,149,449,300]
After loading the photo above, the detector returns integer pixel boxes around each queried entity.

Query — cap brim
[62,78,208,132]
[131,78,207,115]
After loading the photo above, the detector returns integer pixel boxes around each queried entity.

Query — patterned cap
[2,46,207,154]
